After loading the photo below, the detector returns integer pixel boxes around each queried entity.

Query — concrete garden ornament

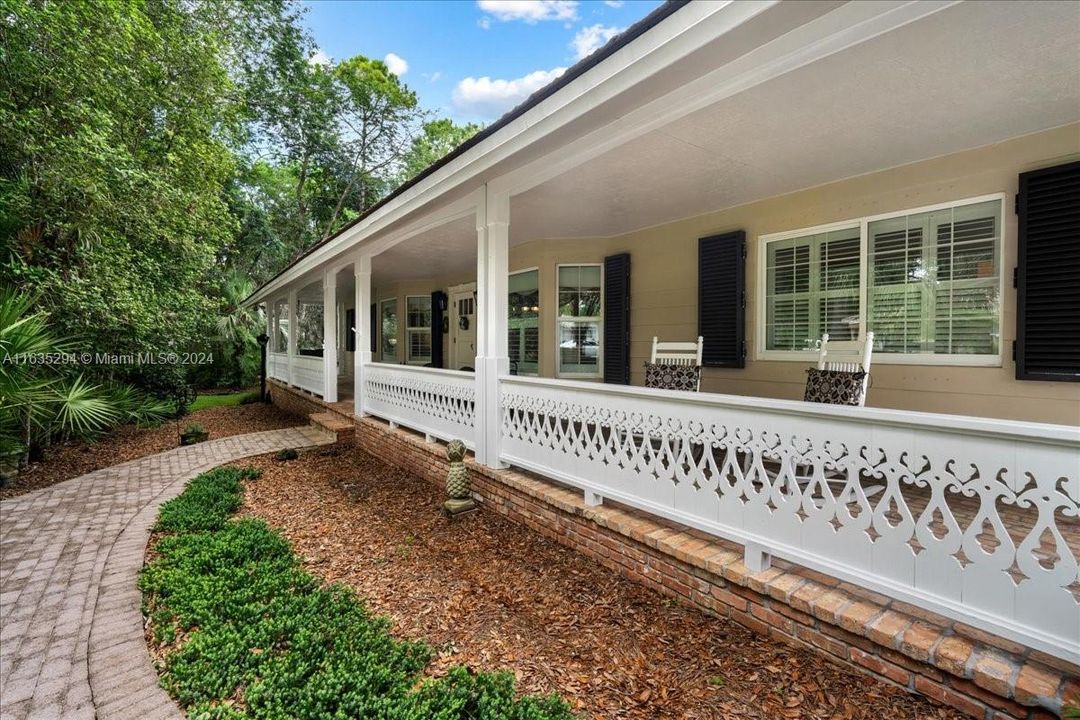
[443,439,476,517]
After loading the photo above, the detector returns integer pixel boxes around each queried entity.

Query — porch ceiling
[371,214,476,286]
[510,1,1080,241]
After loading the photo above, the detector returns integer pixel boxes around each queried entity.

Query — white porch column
[474,186,510,468]
[322,270,338,402]
[287,287,298,386]
[354,254,372,417]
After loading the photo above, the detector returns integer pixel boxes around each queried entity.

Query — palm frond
[50,375,120,438]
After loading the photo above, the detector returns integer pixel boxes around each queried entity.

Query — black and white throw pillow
[803,368,867,406]
[644,362,701,391]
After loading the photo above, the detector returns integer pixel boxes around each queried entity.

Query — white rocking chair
[644,336,704,391]
[812,331,875,407]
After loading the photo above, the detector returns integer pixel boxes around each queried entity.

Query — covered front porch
[253,0,1079,691]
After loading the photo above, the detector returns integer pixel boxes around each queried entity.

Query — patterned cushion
[804,368,867,405]
[644,362,701,391]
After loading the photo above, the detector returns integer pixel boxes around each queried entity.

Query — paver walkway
[0,425,332,720]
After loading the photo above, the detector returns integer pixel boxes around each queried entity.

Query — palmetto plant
[0,288,170,471]
[215,271,261,387]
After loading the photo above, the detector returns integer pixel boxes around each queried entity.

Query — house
[245,2,1080,714]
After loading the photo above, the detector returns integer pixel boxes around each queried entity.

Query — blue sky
[302,0,662,124]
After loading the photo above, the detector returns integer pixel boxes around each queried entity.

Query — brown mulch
[238,446,964,720]
[0,403,302,500]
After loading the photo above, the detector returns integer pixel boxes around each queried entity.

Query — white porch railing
[499,376,1080,663]
[268,352,289,383]
[363,364,477,447]
[292,355,324,396]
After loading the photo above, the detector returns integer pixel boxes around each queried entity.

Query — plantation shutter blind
[868,200,1000,357]
[699,230,746,367]
[603,253,631,384]
[1016,161,1080,381]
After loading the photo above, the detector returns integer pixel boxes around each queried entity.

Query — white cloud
[477,0,578,23]
[453,67,566,119]
[430,71,442,82]
[604,0,623,7]
[478,16,491,29]
[571,24,623,60]
[384,52,408,76]
[309,48,332,66]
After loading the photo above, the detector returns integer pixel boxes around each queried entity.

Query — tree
[0,0,242,383]
[398,118,482,185]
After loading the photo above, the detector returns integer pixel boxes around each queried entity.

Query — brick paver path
[0,426,332,720]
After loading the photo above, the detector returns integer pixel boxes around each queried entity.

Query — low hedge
[141,466,573,720]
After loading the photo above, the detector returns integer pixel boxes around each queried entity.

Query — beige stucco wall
[370,124,1080,424]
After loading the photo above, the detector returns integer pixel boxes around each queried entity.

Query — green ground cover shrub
[141,466,574,720]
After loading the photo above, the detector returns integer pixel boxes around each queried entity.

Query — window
[508,270,539,376]
[380,299,398,362]
[765,227,860,351]
[295,281,323,357]
[868,199,1000,357]
[406,296,432,364]
[759,196,1003,364]
[557,265,602,377]
[272,298,288,353]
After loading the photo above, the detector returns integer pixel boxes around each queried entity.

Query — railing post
[322,270,337,402]
[287,287,298,387]
[474,186,510,468]
[354,254,371,418]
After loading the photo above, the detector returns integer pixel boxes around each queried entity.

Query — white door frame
[448,282,477,371]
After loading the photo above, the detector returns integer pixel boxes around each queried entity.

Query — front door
[449,283,477,371]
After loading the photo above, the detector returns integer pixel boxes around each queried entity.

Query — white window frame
[508,267,540,377]
[405,295,433,365]
[555,263,604,379]
[379,297,398,364]
[755,193,1006,367]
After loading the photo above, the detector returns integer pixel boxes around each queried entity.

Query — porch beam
[322,270,337,403]
[474,186,510,468]
[354,254,372,417]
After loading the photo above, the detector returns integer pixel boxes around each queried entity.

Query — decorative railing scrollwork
[364,365,476,446]
[500,378,1080,663]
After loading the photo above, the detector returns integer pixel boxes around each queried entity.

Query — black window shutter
[370,303,377,353]
[699,230,746,368]
[603,253,631,384]
[1016,160,1080,382]
[344,308,356,352]
[430,291,446,368]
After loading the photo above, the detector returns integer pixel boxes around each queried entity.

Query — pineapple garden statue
[443,439,476,517]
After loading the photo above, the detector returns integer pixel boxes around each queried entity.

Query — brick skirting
[268,380,1078,720]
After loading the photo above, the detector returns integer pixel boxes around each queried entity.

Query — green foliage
[2,0,490,397]
[154,466,258,533]
[0,287,166,457]
[188,391,257,412]
[399,119,483,185]
[142,467,574,720]
[0,0,240,378]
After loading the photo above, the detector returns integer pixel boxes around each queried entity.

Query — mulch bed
[0,403,301,500]
[238,445,964,720]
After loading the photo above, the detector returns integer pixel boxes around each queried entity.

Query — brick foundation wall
[268,379,326,420]
[269,381,1078,719]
